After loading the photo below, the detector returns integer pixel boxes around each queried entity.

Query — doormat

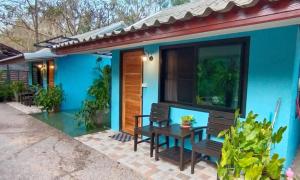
[109,132,132,142]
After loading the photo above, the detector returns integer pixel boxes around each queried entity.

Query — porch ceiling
[54,0,300,55]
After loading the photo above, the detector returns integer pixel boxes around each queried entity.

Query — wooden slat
[122,50,144,135]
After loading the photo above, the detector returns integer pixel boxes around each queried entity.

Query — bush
[11,81,26,94]
[0,83,13,102]
[34,86,64,112]
[217,111,287,179]
[76,64,111,127]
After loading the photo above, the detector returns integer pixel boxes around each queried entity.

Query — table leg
[180,138,184,171]
[150,133,154,157]
[155,133,159,161]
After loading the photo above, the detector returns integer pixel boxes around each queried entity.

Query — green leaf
[245,164,263,180]
[218,129,229,137]
[272,126,287,144]
[238,157,258,168]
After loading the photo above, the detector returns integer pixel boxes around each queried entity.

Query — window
[160,38,249,114]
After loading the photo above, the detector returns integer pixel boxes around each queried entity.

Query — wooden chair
[134,103,170,157]
[190,111,235,174]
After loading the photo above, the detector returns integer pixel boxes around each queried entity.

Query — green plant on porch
[217,111,287,180]
[34,86,64,112]
[76,64,111,128]
[11,81,26,101]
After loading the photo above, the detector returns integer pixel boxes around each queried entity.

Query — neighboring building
[0,43,28,84]
[52,0,300,169]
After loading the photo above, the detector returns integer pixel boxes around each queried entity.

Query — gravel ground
[0,103,144,180]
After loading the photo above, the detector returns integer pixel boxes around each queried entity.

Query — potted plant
[217,111,287,180]
[180,115,195,128]
[34,86,64,112]
[76,64,111,128]
[11,81,25,102]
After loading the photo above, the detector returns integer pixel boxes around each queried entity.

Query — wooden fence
[0,70,29,85]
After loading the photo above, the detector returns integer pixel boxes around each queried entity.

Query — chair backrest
[207,111,235,137]
[149,103,170,123]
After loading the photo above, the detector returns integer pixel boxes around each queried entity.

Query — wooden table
[154,124,193,171]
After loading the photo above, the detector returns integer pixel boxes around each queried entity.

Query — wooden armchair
[191,111,235,174]
[134,103,170,157]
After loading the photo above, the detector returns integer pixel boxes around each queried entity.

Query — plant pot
[181,122,191,128]
[95,109,111,127]
[52,106,61,113]
[14,92,19,102]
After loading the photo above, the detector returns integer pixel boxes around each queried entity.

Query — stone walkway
[0,103,143,180]
[75,131,217,180]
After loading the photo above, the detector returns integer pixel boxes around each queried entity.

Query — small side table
[154,124,196,171]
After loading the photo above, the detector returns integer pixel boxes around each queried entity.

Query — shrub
[217,111,287,179]
[76,64,111,127]
[34,86,64,112]
[0,83,13,102]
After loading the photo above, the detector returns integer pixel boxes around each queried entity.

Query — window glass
[160,39,247,113]
[196,45,241,109]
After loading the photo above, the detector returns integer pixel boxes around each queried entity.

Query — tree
[0,0,190,51]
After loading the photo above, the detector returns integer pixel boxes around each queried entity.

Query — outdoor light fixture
[50,65,55,69]
[37,64,43,69]
[142,51,154,62]
[37,64,47,72]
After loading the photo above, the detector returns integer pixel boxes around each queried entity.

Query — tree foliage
[0,0,191,51]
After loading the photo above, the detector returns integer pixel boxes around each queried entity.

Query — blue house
[53,0,300,168]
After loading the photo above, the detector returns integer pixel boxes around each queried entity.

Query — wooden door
[122,50,143,135]
[47,60,55,87]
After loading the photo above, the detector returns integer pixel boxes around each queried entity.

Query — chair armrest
[191,126,207,145]
[134,115,150,128]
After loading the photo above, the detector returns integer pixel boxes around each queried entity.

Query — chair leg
[150,133,154,157]
[134,133,138,152]
[191,150,196,174]
[166,136,169,149]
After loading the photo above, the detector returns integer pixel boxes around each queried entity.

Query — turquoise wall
[286,26,300,167]
[55,54,111,110]
[111,25,300,168]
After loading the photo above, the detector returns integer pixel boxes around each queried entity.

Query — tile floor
[75,130,217,180]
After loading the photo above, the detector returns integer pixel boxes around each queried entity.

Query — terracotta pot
[181,122,191,128]
[95,110,111,127]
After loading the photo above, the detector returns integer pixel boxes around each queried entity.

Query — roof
[0,43,21,60]
[23,48,61,61]
[53,0,277,49]
[54,21,127,48]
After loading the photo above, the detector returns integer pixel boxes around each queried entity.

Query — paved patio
[75,131,217,180]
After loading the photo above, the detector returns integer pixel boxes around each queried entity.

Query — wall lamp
[142,51,154,62]
[37,64,47,71]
